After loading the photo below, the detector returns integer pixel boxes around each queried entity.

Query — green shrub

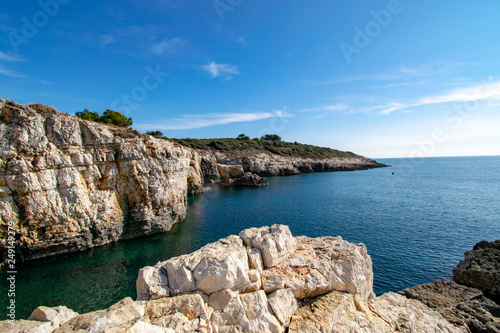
[75,109,100,122]
[260,134,282,141]
[146,130,164,138]
[75,109,133,128]
[99,109,133,128]
[237,134,250,140]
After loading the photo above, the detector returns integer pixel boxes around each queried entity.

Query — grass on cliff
[168,137,357,159]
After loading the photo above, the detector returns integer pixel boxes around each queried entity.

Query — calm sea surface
[2,156,499,319]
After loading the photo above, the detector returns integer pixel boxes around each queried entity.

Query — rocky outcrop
[136,224,374,303]
[220,172,269,187]
[0,99,204,261]
[198,150,385,180]
[4,225,461,333]
[401,279,500,333]
[453,240,500,302]
[217,164,268,187]
[289,291,461,333]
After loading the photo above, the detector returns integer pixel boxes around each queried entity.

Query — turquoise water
[2,156,499,319]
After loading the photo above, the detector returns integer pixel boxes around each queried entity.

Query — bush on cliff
[146,130,164,138]
[75,109,133,128]
[261,134,282,141]
[75,109,100,122]
[99,110,133,128]
[29,103,59,115]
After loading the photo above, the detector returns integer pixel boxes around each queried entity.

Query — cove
[2,155,499,319]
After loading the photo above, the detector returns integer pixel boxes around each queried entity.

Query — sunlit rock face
[1,225,463,333]
[0,99,204,261]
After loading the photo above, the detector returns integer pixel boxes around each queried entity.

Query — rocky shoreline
[0,99,385,262]
[2,225,498,332]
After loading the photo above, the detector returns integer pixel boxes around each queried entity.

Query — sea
[2,156,499,319]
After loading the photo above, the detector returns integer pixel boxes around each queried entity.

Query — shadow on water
[0,194,214,319]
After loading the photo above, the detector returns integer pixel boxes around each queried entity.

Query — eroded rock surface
[289,291,462,333]
[453,240,500,302]
[2,225,461,333]
[199,151,385,180]
[401,279,500,333]
[0,99,204,261]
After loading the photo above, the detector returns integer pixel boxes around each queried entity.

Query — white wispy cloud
[203,62,240,78]
[99,34,115,46]
[136,110,289,130]
[308,73,401,85]
[378,80,500,115]
[0,51,26,78]
[150,37,190,56]
[307,62,474,86]
[0,65,25,78]
[0,51,24,62]
[297,104,348,112]
[237,36,248,46]
[378,103,410,115]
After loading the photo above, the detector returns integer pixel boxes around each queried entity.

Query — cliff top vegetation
[169,134,357,159]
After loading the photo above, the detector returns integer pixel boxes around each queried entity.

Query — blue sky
[1,0,500,158]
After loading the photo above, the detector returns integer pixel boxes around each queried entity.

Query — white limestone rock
[208,289,238,311]
[211,295,252,332]
[163,255,197,296]
[296,235,375,300]
[28,305,78,328]
[239,290,283,333]
[145,294,212,333]
[126,321,175,333]
[190,236,251,295]
[246,246,264,271]
[55,297,145,332]
[0,320,54,333]
[239,224,297,268]
[267,288,298,328]
[136,266,169,301]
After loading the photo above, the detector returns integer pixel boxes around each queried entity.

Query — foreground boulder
[137,224,373,303]
[453,240,500,302]
[2,225,462,333]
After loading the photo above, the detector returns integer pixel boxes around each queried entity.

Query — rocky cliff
[0,99,385,261]
[1,225,462,333]
[0,99,204,261]
[198,150,385,180]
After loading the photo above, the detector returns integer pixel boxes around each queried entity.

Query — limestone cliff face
[0,99,384,262]
[0,100,204,261]
[198,150,385,179]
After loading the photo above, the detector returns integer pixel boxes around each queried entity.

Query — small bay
[2,156,499,319]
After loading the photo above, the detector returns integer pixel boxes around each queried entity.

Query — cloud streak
[203,62,240,78]
[379,79,500,115]
[297,104,348,112]
[136,110,288,130]
[0,51,26,78]
[150,37,190,56]
[0,51,24,62]
[0,65,25,78]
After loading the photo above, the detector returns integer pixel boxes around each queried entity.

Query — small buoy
[392,172,394,175]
